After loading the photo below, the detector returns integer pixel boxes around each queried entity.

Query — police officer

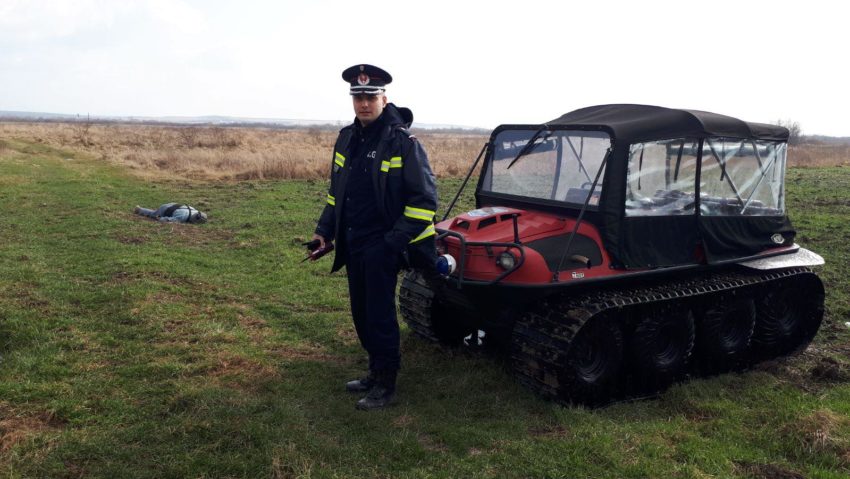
[312,64,438,410]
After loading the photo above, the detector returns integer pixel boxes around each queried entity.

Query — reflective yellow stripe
[334,152,345,167]
[327,194,335,206]
[403,205,435,222]
[409,224,436,243]
[380,156,402,173]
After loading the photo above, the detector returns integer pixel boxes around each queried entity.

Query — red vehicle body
[437,207,612,284]
[399,105,825,405]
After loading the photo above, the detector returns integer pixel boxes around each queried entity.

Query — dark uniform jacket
[315,103,438,273]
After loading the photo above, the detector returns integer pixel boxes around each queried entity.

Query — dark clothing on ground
[135,203,207,223]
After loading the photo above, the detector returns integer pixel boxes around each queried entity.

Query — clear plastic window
[482,129,611,206]
[700,138,786,216]
[626,139,699,216]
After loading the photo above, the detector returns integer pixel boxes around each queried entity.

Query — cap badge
[357,73,370,86]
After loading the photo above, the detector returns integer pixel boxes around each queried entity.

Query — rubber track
[398,271,440,342]
[511,267,818,402]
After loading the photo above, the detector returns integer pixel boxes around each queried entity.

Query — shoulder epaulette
[394,125,417,141]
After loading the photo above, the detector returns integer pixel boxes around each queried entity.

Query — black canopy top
[549,104,789,143]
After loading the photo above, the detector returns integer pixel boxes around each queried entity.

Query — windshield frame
[478,125,614,210]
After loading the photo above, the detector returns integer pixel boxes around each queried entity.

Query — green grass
[1,140,849,478]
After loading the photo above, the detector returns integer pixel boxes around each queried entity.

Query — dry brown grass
[0,403,66,452]
[2,122,846,181]
[788,144,850,167]
[0,122,486,180]
[781,408,850,460]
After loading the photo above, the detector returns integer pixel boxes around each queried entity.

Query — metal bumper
[436,228,525,288]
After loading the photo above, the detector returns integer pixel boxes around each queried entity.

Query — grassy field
[0,138,849,478]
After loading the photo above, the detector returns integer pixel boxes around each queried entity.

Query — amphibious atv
[400,104,825,406]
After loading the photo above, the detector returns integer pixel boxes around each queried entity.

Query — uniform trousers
[345,236,402,373]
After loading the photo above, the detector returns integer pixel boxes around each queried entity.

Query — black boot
[345,371,376,393]
[355,369,397,411]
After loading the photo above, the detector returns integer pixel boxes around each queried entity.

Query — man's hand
[311,234,327,251]
[303,234,334,262]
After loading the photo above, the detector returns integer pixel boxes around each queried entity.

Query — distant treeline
[804,135,850,145]
[0,115,490,136]
[3,114,845,144]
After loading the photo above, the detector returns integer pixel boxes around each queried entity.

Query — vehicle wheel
[398,270,474,345]
[559,315,624,406]
[511,307,623,407]
[752,275,825,358]
[628,303,695,394]
[695,295,756,373]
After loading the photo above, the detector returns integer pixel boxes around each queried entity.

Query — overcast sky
[1,0,848,135]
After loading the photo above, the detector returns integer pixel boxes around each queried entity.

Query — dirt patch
[467,447,485,456]
[159,222,235,247]
[10,283,51,312]
[237,312,269,344]
[270,343,341,364]
[19,292,50,310]
[0,404,66,452]
[62,460,88,478]
[108,271,136,284]
[810,356,846,381]
[283,302,343,314]
[663,397,722,423]
[811,197,850,207]
[271,442,317,479]
[752,347,850,394]
[781,408,849,460]
[753,358,816,393]
[528,423,570,438]
[734,462,805,479]
[335,326,359,345]
[417,433,448,453]
[114,234,147,245]
[392,414,414,428]
[206,353,278,379]
[127,214,235,246]
[201,352,281,392]
[141,291,185,306]
[160,317,195,337]
[237,314,268,331]
[107,270,205,288]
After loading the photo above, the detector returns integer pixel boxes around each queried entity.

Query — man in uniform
[311,64,438,410]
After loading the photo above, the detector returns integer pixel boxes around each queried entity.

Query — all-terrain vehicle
[400,104,825,406]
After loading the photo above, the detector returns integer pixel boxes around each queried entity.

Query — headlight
[436,254,456,275]
[497,251,517,270]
